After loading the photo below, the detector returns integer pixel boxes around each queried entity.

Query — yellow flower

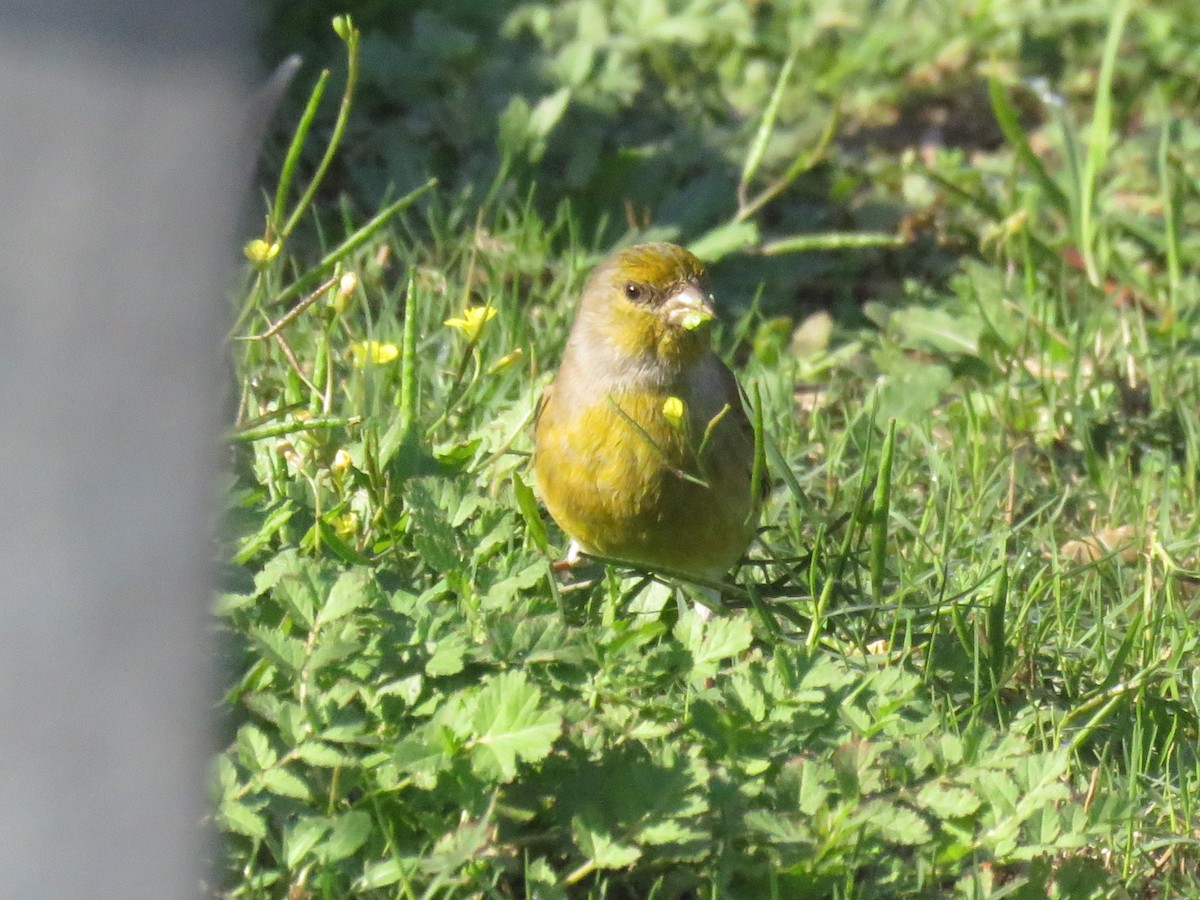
[331,510,359,541]
[661,395,686,428]
[350,340,399,366]
[243,238,281,268]
[444,305,497,342]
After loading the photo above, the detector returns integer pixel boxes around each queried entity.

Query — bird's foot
[693,591,716,622]
[551,540,585,574]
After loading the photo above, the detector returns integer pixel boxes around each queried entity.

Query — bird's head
[577,242,717,368]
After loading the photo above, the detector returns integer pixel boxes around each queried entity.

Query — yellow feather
[533,242,761,583]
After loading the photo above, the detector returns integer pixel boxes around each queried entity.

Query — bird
[533,242,761,613]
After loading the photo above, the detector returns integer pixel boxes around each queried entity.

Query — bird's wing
[533,381,554,432]
[720,362,770,501]
[718,362,753,438]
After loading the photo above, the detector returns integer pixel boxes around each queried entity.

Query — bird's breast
[533,369,757,576]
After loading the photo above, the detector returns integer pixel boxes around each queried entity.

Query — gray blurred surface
[0,7,249,898]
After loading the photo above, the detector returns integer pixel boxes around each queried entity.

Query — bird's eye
[624,282,646,302]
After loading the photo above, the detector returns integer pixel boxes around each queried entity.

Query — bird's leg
[552,540,585,574]
[693,588,717,622]
[678,581,720,621]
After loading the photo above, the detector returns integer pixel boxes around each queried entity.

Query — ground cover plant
[216,2,1200,895]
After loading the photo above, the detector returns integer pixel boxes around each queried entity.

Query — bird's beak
[662,283,715,331]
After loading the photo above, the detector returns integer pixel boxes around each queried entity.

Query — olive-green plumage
[534,242,760,580]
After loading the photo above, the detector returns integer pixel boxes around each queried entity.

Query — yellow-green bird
[533,242,761,606]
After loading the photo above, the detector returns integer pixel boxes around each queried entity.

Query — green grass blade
[987,77,1069,215]
[870,418,896,602]
[271,69,328,237]
[281,16,361,240]
[1158,110,1180,320]
[748,379,767,527]
[759,231,903,255]
[986,564,1008,691]
[267,178,437,311]
[739,50,798,200]
[1079,0,1132,286]
[399,274,418,441]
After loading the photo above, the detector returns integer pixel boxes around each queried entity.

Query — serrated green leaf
[237,724,277,772]
[249,627,306,673]
[425,635,467,676]
[285,817,329,868]
[482,561,546,608]
[275,701,308,746]
[745,809,813,845]
[797,760,834,816]
[637,818,705,847]
[522,857,566,899]
[875,364,953,426]
[449,491,481,529]
[974,770,1020,812]
[889,306,983,356]
[212,591,256,616]
[469,670,562,782]
[319,566,375,625]
[306,631,362,673]
[916,781,981,819]
[429,690,478,742]
[321,719,370,743]
[242,692,283,727]
[378,673,423,706]
[233,500,296,565]
[938,733,965,766]
[676,613,752,680]
[322,810,373,863]
[422,812,496,875]
[257,550,326,627]
[860,801,931,847]
[407,480,465,571]
[294,741,356,768]
[393,732,447,769]
[572,817,642,870]
[253,546,303,595]
[529,87,570,142]
[358,856,420,890]
[214,754,239,797]
[262,766,311,801]
[221,799,268,839]
[730,671,766,722]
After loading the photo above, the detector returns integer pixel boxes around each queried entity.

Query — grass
[217,4,1200,897]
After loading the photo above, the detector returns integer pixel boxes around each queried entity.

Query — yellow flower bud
[330,271,358,313]
[662,395,686,428]
[275,439,302,470]
[331,448,352,473]
[350,340,399,367]
[486,347,524,375]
